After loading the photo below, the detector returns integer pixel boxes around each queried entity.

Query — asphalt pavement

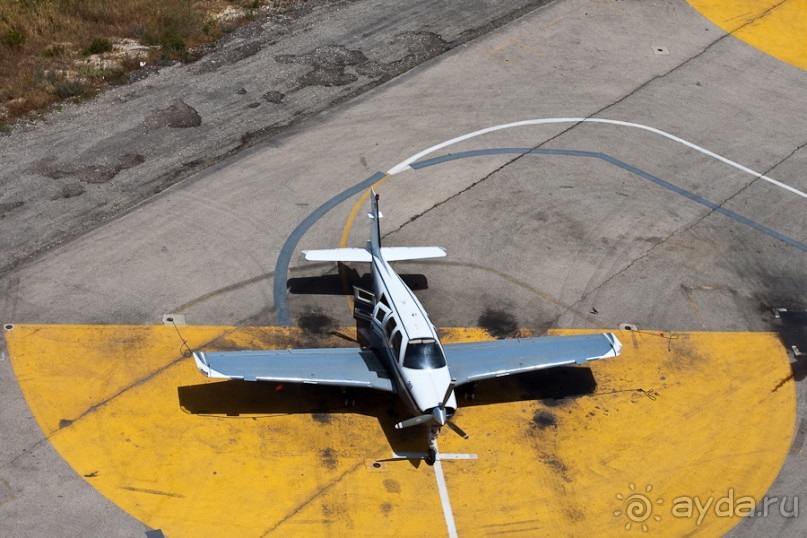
[1,0,806,535]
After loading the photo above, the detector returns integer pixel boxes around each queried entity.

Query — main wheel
[425,448,437,466]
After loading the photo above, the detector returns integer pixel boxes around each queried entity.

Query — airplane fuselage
[367,253,457,417]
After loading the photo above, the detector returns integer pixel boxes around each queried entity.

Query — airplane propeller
[394,380,469,439]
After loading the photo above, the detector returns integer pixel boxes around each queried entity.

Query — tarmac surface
[1,0,807,536]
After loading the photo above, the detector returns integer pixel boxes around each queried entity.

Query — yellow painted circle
[688,0,807,69]
[6,325,796,536]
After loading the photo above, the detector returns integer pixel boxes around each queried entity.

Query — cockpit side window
[391,331,402,360]
[402,339,446,370]
[379,294,391,310]
[385,317,397,339]
[374,304,388,324]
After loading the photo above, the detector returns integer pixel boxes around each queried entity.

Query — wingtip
[193,351,210,375]
[606,333,623,357]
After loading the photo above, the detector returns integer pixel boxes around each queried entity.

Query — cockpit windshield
[402,339,446,370]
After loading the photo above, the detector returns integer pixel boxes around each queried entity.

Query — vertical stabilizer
[369,190,382,255]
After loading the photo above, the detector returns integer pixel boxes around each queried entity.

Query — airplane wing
[193,347,395,392]
[443,333,622,386]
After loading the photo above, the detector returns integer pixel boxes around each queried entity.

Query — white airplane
[193,192,623,465]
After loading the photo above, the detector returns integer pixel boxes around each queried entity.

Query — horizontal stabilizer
[380,246,446,261]
[303,248,372,262]
[303,246,445,263]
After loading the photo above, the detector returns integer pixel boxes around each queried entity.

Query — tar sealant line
[387,118,807,201]
[433,452,459,538]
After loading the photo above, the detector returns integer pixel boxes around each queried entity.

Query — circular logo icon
[614,483,663,531]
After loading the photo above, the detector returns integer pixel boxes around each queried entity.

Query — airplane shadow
[288,265,428,295]
[177,366,596,467]
[457,366,597,407]
[177,381,425,464]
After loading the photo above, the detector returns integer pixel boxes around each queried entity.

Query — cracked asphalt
[0,0,554,276]
[2,0,807,535]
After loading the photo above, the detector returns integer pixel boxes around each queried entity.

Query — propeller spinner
[394,380,469,439]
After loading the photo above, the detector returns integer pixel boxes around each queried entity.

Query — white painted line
[386,118,807,201]
[438,453,478,461]
[390,451,478,461]
[391,451,427,460]
[433,455,459,538]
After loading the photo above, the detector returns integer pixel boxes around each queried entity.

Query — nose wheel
[425,447,437,465]
[393,380,469,466]
[425,426,440,466]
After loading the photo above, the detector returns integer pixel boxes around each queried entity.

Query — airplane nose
[432,406,447,426]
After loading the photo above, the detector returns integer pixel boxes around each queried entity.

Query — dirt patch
[277,32,451,90]
[383,478,401,493]
[0,201,24,218]
[218,42,262,66]
[193,21,277,74]
[262,90,285,103]
[356,31,450,78]
[0,478,13,507]
[277,45,368,88]
[30,153,145,184]
[144,99,202,130]
[320,447,338,470]
[61,183,85,198]
[545,456,570,482]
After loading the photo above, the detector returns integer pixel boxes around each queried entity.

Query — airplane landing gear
[426,426,440,466]
[341,387,356,408]
[462,383,476,402]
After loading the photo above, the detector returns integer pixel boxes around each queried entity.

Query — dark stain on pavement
[383,478,401,493]
[772,309,807,383]
[532,410,557,429]
[298,311,337,335]
[478,308,518,338]
[320,447,338,470]
[312,412,332,424]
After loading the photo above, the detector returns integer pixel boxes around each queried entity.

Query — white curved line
[386,118,807,200]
